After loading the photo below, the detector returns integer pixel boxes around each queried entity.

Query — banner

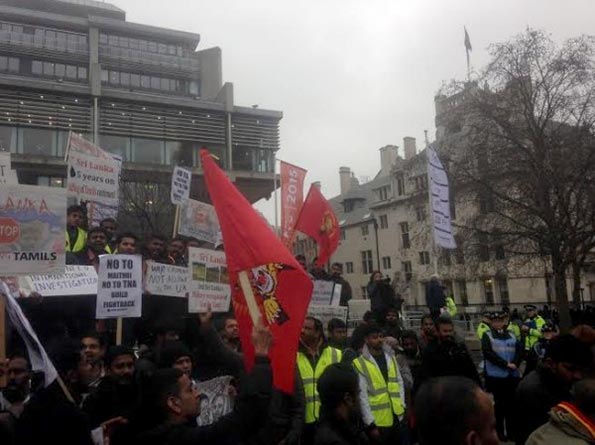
[308,305,348,332]
[0,152,18,184]
[67,132,122,208]
[426,145,457,249]
[178,199,221,245]
[187,247,231,313]
[311,280,342,306]
[195,376,234,426]
[0,184,66,275]
[27,266,97,297]
[96,255,142,319]
[145,261,188,297]
[86,200,118,228]
[170,166,192,205]
[280,161,307,247]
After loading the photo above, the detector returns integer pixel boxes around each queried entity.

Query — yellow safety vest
[104,244,113,254]
[507,323,521,340]
[353,354,405,427]
[65,227,87,253]
[297,346,342,424]
[524,316,546,350]
[477,322,490,340]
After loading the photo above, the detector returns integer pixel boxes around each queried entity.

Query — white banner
[145,261,188,297]
[67,133,122,208]
[0,152,17,184]
[308,305,348,331]
[171,166,192,205]
[427,145,457,249]
[0,184,66,275]
[187,247,231,313]
[311,280,342,306]
[27,266,98,296]
[178,199,221,245]
[96,255,142,319]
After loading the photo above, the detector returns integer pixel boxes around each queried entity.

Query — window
[55,64,65,77]
[77,66,87,80]
[141,75,150,88]
[397,175,405,195]
[343,200,355,213]
[37,176,65,188]
[43,61,54,76]
[456,280,469,306]
[478,233,490,262]
[340,228,346,240]
[7,57,18,73]
[415,206,426,221]
[377,186,390,201]
[109,71,119,84]
[150,77,160,89]
[414,175,428,191]
[0,126,17,152]
[120,72,130,87]
[361,286,368,299]
[402,261,412,282]
[361,250,373,274]
[66,65,77,79]
[400,222,410,249]
[20,128,55,156]
[130,73,140,87]
[131,138,164,164]
[379,215,388,229]
[0,56,7,71]
[419,251,430,265]
[382,256,392,270]
[31,60,42,75]
[497,277,510,306]
[483,278,495,305]
[361,224,369,236]
[100,134,129,160]
[493,232,505,260]
[346,262,353,274]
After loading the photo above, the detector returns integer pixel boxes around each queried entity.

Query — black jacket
[134,356,272,445]
[331,276,353,307]
[514,366,572,445]
[425,281,445,311]
[367,281,395,315]
[82,376,137,428]
[481,328,523,371]
[314,413,369,445]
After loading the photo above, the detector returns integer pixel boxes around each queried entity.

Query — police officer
[522,304,546,375]
[476,310,491,340]
[297,316,342,444]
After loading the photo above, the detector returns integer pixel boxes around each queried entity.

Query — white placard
[308,305,348,331]
[95,255,142,319]
[27,265,98,296]
[0,152,17,185]
[171,166,192,205]
[145,261,188,297]
[187,247,231,313]
[178,199,221,245]
[311,280,342,306]
[427,145,457,249]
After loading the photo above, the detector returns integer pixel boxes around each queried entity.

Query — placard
[27,266,97,296]
[0,184,66,275]
[145,261,188,297]
[178,199,221,245]
[311,280,342,306]
[195,376,234,426]
[95,255,142,319]
[171,166,192,205]
[308,305,348,332]
[187,247,231,313]
[0,152,17,185]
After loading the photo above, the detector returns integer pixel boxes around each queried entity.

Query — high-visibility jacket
[507,322,521,340]
[477,321,491,341]
[297,346,342,424]
[65,227,87,253]
[104,244,113,254]
[446,297,457,317]
[353,353,405,427]
[524,315,546,350]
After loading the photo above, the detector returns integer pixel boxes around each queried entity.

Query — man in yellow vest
[297,316,342,444]
[353,324,406,444]
[65,204,87,253]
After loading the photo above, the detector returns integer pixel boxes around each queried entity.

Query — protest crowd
[1,149,595,445]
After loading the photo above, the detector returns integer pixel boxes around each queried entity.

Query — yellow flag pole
[238,271,261,326]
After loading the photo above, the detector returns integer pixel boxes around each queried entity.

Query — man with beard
[66,226,110,267]
[314,363,368,445]
[0,353,32,442]
[400,331,423,389]
[99,217,118,253]
[330,263,353,307]
[220,316,241,353]
[143,234,172,264]
[328,318,348,350]
[383,308,401,340]
[419,315,437,350]
[82,345,137,429]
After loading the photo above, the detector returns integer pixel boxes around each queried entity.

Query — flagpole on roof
[464,26,472,82]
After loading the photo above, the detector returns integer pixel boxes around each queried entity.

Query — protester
[66,226,108,267]
[0,352,31,414]
[219,315,241,353]
[65,204,87,253]
[415,376,499,445]
[168,236,188,266]
[425,275,446,320]
[159,341,194,379]
[330,263,353,307]
[383,307,401,340]
[419,314,437,350]
[350,311,376,352]
[143,234,171,264]
[297,316,343,444]
[328,318,348,350]
[526,378,595,445]
[367,271,396,325]
[353,324,406,444]
[311,258,331,280]
[100,217,118,253]
[314,363,367,445]
[515,334,593,445]
[400,330,423,389]
[115,232,138,254]
[481,311,523,442]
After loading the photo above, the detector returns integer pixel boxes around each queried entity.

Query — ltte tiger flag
[200,149,313,393]
[280,161,307,247]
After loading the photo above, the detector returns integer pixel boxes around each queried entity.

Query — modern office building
[0,0,281,216]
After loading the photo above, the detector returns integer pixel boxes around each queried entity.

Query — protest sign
[0,184,66,275]
[178,199,221,245]
[310,280,342,306]
[308,305,348,333]
[0,152,17,184]
[170,166,192,205]
[67,133,122,208]
[86,200,118,228]
[96,255,142,319]
[195,376,234,426]
[27,266,97,297]
[145,261,188,297]
[187,247,231,313]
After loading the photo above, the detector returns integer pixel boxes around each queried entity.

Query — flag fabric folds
[280,161,307,248]
[295,184,340,267]
[200,149,313,394]
[464,26,472,51]
[426,145,457,249]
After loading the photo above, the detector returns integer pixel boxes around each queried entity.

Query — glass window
[129,38,138,50]
[382,257,392,270]
[160,77,170,90]
[158,43,167,54]
[120,72,130,86]
[37,176,49,186]
[8,57,19,73]
[0,126,16,153]
[100,134,129,160]
[361,224,369,236]
[141,75,150,88]
[99,33,108,44]
[346,262,353,274]
[402,261,412,282]
[150,77,160,89]
[31,60,42,74]
[78,66,87,80]
[168,45,176,55]
[379,214,388,229]
[66,65,77,79]
[498,277,510,305]
[130,73,140,87]
[109,71,119,84]
[119,37,129,48]
[101,69,108,82]
[148,41,157,52]
[234,147,253,171]
[43,61,54,76]
[55,63,65,77]
[483,279,495,305]
[139,40,148,51]
[20,128,55,156]
[50,177,65,188]
[177,46,184,56]
[132,138,164,164]
[108,35,118,46]
[0,56,7,71]
[189,81,199,96]
[165,140,194,166]
[361,250,373,274]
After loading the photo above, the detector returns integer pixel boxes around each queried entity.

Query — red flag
[295,184,339,267]
[280,161,307,248]
[200,149,313,393]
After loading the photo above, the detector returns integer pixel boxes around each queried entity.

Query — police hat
[490,311,505,320]
[524,304,537,311]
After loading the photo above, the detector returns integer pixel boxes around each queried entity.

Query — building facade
[0,0,281,231]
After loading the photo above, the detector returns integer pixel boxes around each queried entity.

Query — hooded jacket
[526,402,595,445]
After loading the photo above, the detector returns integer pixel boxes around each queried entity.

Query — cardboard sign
[96,255,142,319]
[195,376,234,426]
[187,247,231,313]
[311,280,342,306]
[178,199,221,245]
[67,133,122,208]
[308,305,348,332]
[145,261,188,297]
[27,266,98,296]
[170,166,192,205]
[0,184,66,275]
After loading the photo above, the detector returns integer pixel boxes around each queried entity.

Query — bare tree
[439,29,595,330]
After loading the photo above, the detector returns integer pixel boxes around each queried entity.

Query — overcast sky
[113,0,595,220]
